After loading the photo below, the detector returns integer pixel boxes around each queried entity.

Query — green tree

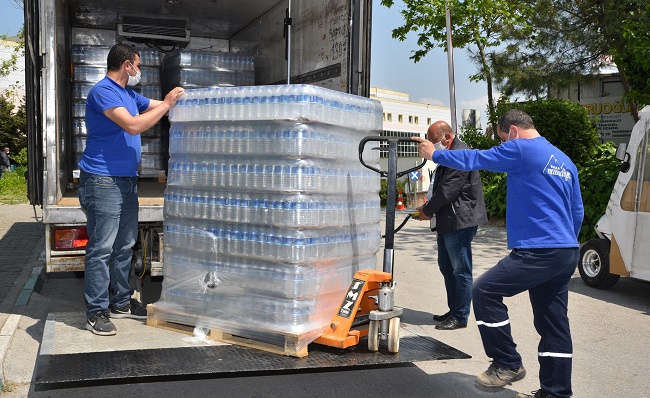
[492,0,650,120]
[380,0,531,128]
[0,95,27,161]
[0,18,27,163]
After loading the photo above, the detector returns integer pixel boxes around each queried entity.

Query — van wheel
[579,239,620,288]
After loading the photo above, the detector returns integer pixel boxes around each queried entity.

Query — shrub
[379,178,409,208]
[0,166,28,204]
[577,142,621,241]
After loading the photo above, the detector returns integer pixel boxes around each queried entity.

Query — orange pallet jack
[314,137,426,353]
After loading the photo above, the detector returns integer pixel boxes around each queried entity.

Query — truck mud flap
[34,313,470,390]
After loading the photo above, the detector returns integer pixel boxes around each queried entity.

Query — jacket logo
[543,155,571,181]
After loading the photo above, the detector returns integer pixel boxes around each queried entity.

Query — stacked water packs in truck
[157,84,383,354]
[70,44,165,178]
[161,49,255,94]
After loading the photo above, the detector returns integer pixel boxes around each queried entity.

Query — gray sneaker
[86,311,117,336]
[110,299,148,320]
[475,362,526,390]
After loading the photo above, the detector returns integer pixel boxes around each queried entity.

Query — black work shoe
[86,311,117,336]
[435,317,467,330]
[475,362,526,390]
[433,311,451,322]
[516,390,553,398]
[110,299,147,319]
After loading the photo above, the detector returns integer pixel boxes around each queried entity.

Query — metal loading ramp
[34,312,471,390]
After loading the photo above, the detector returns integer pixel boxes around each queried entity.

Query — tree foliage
[380,0,529,127]
[0,22,26,163]
[493,0,650,118]
[0,95,27,161]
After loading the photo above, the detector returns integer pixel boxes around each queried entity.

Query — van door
[25,0,43,206]
[616,115,650,279]
[630,121,650,279]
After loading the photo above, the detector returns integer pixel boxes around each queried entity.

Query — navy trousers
[472,248,579,398]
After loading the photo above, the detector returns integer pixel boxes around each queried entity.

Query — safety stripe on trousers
[476,319,510,327]
[538,352,572,358]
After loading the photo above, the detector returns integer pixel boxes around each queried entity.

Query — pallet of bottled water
[153,84,383,355]
[168,85,383,130]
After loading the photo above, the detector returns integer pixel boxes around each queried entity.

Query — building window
[427,118,432,125]
[379,130,421,158]
[398,114,403,123]
[414,116,419,124]
[387,113,392,122]
[383,113,386,121]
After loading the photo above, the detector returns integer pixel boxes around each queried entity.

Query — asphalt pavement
[1,205,650,397]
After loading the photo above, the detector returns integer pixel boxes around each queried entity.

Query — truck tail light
[53,228,89,250]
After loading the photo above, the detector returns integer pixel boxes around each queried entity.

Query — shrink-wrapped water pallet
[149,84,383,356]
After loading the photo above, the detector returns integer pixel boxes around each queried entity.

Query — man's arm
[103,87,184,136]
[572,176,585,238]
[413,136,520,174]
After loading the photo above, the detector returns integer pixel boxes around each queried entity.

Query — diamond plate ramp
[34,313,470,390]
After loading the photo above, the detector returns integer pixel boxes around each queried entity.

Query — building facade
[370,87,451,206]
[0,37,26,107]
[551,59,635,145]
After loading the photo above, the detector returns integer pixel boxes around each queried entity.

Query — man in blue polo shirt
[413,109,583,398]
[78,43,185,336]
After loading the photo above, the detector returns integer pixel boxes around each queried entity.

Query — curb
[0,314,21,391]
[15,266,45,307]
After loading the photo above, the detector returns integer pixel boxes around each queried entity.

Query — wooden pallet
[146,303,309,358]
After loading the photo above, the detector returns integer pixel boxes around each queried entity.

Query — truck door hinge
[284,8,292,61]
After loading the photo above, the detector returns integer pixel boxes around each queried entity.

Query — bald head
[427,121,454,148]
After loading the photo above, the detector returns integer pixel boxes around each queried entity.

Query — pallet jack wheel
[388,317,400,354]
[368,320,379,352]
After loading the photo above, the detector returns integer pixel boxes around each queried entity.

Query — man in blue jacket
[416,121,487,330]
[413,109,584,398]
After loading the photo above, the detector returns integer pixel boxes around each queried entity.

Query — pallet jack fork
[314,137,426,353]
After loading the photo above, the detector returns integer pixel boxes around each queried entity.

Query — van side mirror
[615,143,631,172]
[615,143,627,161]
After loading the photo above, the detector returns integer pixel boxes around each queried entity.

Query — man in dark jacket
[416,121,488,330]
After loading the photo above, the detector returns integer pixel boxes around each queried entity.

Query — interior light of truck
[53,228,89,250]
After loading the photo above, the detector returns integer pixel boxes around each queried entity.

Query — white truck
[579,106,650,288]
[24,0,372,275]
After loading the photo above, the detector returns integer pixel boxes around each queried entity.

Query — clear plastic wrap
[157,85,383,354]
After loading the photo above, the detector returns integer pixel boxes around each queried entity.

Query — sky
[370,0,490,128]
[0,0,489,127]
[0,1,21,37]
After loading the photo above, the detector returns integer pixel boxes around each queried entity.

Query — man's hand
[416,205,431,221]
[165,87,185,108]
[412,136,435,160]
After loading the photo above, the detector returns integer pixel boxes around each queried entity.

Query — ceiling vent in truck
[117,15,190,44]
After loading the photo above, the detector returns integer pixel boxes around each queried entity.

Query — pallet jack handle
[359,136,427,276]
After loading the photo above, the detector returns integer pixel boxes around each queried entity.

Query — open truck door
[25,0,43,207]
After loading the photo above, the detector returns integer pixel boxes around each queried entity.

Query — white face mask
[434,141,445,151]
[127,61,142,86]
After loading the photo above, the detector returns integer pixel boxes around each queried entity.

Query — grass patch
[0,166,29,204]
